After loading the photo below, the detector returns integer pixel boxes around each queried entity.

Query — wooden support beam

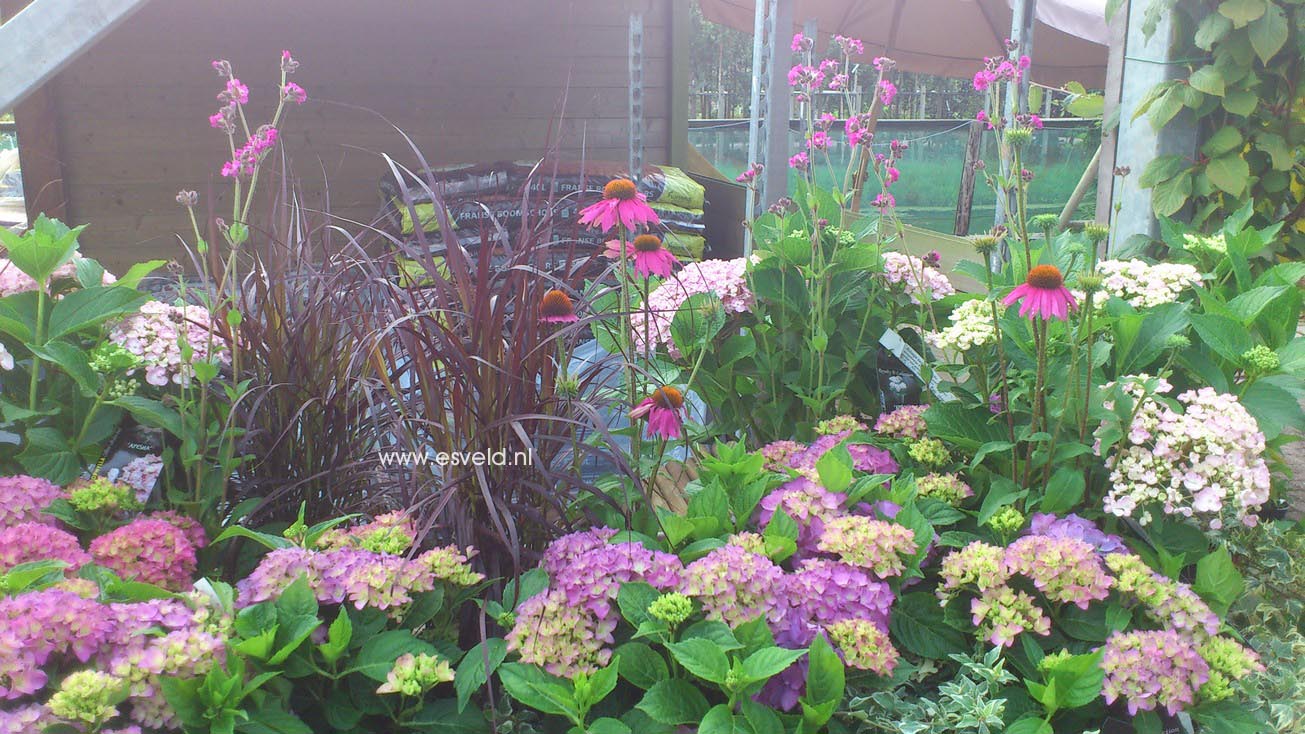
[761,0,793,208]
[0,0,151,113]
[953,120,983,236]
[668,0,691,167]
[1094,0,1127,227]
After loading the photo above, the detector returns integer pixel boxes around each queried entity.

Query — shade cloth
[698,0,1109,87]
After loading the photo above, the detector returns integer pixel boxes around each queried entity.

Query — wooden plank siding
[44,0,678,269]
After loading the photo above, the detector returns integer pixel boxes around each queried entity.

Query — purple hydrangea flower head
[1027,512,1124,554]
[551,541,682,620]
[757,478,847,553]
[542,527,619,578]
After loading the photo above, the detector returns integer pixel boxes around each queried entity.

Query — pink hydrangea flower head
[605,233,680,279]
[681,544,784,626]
[630,386,686,440]
[915,473,973,505]
[817,515,918,577]
[147,510,208,551]
[938,541,1011,598]
[578,178,660,233]
[506,589,616,678]
[881,252,956,304]
[874,404,929,440]
[0,522,89,574]
[1003,264,1078,320]
[108,300,228,386]
[828,618,899,675]
[1004,535,1113,609]
[630,257,755,356]
[777,559,893,632]
[89,519,198,591]
[0,474,65,529]
[1101,629,1209,715]
[969,585,1052,647]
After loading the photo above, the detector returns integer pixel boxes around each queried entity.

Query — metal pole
[744,0,769,255]
[628,13,645,182]
[762,0,794,209]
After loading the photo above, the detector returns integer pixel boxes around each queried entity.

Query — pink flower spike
[1029,114,1044,129]
[789,151,810,170]
[225,78,249,105]
[878,80,898,106]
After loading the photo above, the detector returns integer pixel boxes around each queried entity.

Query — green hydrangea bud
[1037,649,1073,674]
[105,377,141,400]
[376,652,455,696]
[907,438,950,467]
[1241,345,1279,374]
[648,592,694,626]
[1083,222,1111,243]
[358,525,415,555]
[1199,670,1235,703]
[724,668,743,690]
[88,342,143,374]
[68,476,141,514]
[47,670,125,726]
[497,611,517,629]
[1164,334,1192,350]
[987,506,1026,535]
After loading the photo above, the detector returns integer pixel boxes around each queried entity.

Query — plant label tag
[879,329,959,403]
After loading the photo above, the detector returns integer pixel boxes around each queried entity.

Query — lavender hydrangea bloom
[551,541,682,620]
[1027,512,1124,554]
[777,559,893,635]
[0,475,64,529]
[757,478,847,553]
[1101,629,1210,715]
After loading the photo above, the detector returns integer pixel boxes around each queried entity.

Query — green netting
[689,120,1100,233]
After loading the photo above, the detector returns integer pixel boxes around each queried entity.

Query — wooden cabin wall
[49,0,673,269]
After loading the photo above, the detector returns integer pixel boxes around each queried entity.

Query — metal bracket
[628,13,645,183]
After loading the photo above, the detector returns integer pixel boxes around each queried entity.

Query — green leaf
[738,700,784,734]
[814,443,853,493]
[1194,545,1244,616]
[698,704,734,734]
[802,634,844,711]
[681,620,742,650]
[1206,155,1250,196]
[1241,378,1303,439]
[741,646,807,683]
[1039,467,1085,515]
[1247,4,1288,62]
[45,286,148,340]
[617,581,661,627]
[588,718,632,734]
[1188,66,1226,97]
[1195,12,1233,48]
[236,708,312,734]
[1201,127,1243,158]
[0,291,38,342]
[497,663,582,722]
[889,592,968,659]
[1006,717,1053,734]
[1218,0,1266,27]
[316,606,353,665]
[107,395,184,437]
[1151,172,1192,217]
[17,427,81,483]
[114,259,168,289]
[923,402,1005,452]
[28,341,99,397]
[616,642,668,690]
[1137,155,1187,188]
[1190,313,1255,362]
[212,525,294,551]
[1191,700,1272,734]
[1134,711,1163,734]
[1255,132,1293,171]
[455,638,507,712]
[1222,88,1257,116]
[636,679,710,725]
[1227,285,1287,325]
[670,292,727,355]
[667,638,731,683]
[1148,86,1184,130]
[0,216,84,283]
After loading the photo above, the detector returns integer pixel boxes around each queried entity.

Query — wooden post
[668,0,691,168]
[761,0,794,208]
[1094,0,1128,226]
[953,120,983,236]
[2,0,66,222]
